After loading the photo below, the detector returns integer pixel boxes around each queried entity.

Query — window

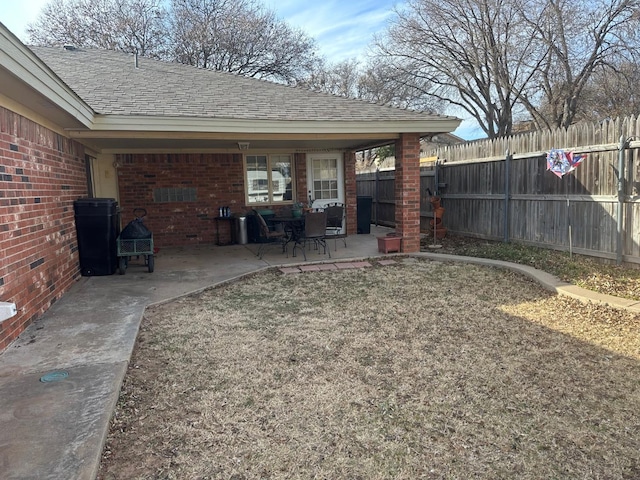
[245,154,293,204]
[311,157,338,200]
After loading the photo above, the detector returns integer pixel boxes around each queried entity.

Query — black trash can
[247,214,261,243]
[356,196,373,234]
[74,198,119,276]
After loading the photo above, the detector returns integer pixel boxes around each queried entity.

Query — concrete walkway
[0,228,637,479]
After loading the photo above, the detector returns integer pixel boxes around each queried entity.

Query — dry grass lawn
[98,258,640,479]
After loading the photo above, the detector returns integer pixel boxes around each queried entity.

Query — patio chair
[254,210,287,259]
[324,203,346,251]
[292,211,330,261]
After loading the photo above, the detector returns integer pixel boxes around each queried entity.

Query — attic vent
[63,45,76,51]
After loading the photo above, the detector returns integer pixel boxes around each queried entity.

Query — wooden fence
[356,115,640,265]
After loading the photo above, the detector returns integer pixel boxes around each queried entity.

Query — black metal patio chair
[253,210,287,259]
[324,202,346,251]
[292,211,330,261]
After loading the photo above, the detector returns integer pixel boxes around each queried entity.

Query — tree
[299,58,363,98]
[576,62,640,121]
[27,0,321,83]
[374,0,540,138]
[300,57,443,113]
[374,0,639,137]
[518,0,639,129]
[27,0,168,57]
[169,0,320,82]
[358,57,442,112]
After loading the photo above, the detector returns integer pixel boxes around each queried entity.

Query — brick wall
[116,151,366,247]
[116,153,244,246]
[344,150,357,235]
[294,152,308,206]
[0,107,87,352]
[117,153,313,247]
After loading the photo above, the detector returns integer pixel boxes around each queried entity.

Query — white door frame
[306,152,345,208]
[306,152,345,234]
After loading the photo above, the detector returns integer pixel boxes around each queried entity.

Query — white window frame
[244,154,295,205]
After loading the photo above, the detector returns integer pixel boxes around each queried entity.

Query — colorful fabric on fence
[546,149,586,178]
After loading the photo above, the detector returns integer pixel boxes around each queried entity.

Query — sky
[0,0,397,63]
[0,0,483,139]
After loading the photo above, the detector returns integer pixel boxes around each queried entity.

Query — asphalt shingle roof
[30,46,456,124]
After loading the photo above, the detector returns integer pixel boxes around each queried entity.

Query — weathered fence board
[356,115,640,264]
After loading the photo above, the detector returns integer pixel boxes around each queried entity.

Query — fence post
[504,150,511,243]
[617,135,627,265]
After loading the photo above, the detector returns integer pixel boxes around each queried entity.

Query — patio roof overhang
[66,115,461,153]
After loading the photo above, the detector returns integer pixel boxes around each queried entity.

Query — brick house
[0,25,460,351]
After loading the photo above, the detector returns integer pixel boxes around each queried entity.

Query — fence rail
[356,115,640,265]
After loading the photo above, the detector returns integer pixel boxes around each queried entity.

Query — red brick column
[344,150,357,235]
[395,133,421,252]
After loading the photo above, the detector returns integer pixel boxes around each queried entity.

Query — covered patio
[26,45,460,252]
[101,224,398,297]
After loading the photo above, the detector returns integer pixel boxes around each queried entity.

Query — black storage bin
[356,196,372,234]
[246,214,261,243]
[74,198,119,276]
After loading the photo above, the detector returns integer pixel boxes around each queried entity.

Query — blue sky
[0,0,483,139]
[0,0,49,42]
[267,0,398,63]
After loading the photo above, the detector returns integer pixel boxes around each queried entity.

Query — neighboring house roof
[422,132,465,149]
[0,22,460,153]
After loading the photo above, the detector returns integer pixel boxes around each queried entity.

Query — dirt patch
[98,258,640,479]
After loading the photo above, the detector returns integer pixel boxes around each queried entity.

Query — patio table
[271,216,305,251]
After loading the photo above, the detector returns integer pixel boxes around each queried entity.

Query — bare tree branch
[27,0,167,56]
[518,0,639,129]
[373,0,537,138]
[27,0,320,83]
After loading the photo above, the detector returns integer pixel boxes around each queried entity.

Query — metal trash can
[235,215,248,245]
[357,196,373,234]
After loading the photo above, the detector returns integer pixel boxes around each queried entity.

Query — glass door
[307,153,345,232]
